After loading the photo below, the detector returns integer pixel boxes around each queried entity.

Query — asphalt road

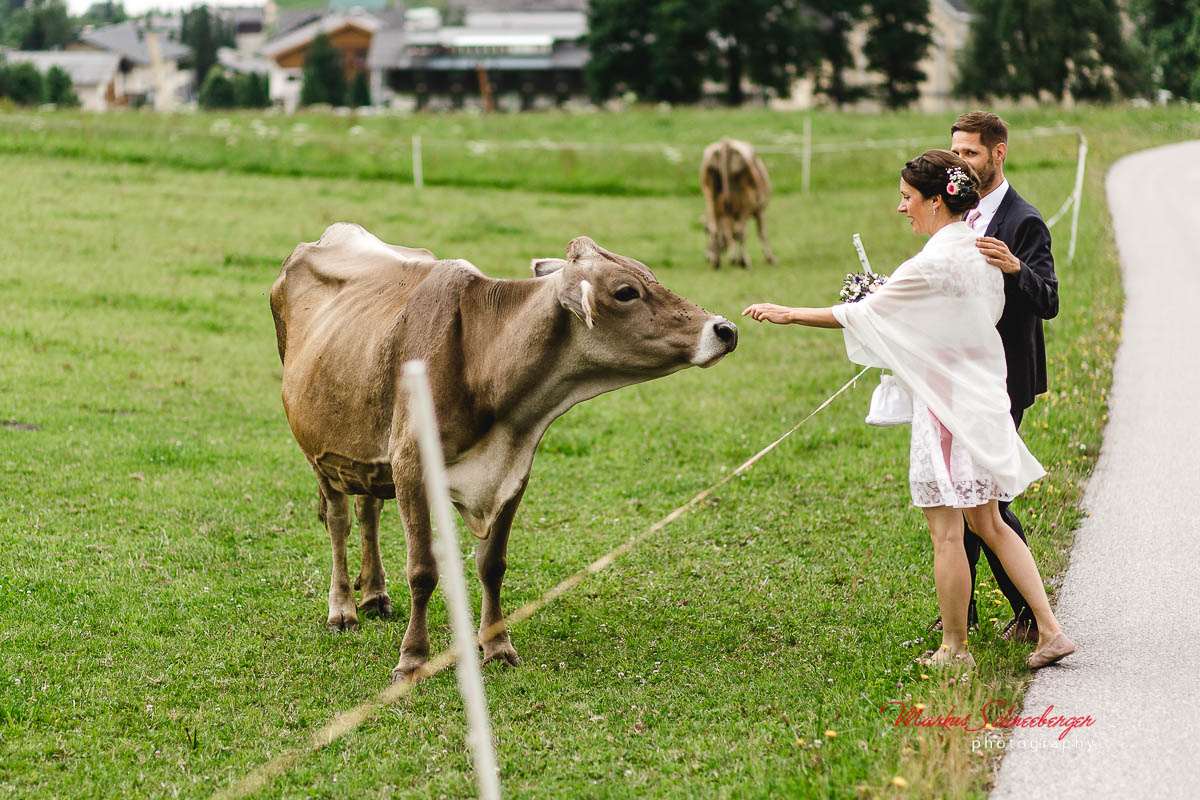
[990,142,1200,798]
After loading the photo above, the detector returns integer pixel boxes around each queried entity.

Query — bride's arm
[741,303,842,328]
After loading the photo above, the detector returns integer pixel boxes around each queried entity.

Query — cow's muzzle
[693,316,738,368]
[714,319,738,350]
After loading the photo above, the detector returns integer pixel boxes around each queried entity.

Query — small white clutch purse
[865,373,912,427]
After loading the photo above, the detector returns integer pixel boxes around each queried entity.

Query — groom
[932,111,1060,644]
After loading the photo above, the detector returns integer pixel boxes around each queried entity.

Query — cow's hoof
[391,653,429,683]
[358,594,394,620]
[327,611,359,632]
[482,639,521,668]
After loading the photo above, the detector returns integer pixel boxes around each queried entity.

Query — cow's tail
[720,137,732,215]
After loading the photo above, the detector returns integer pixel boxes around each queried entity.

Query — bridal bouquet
[840,270,888,303]
[841,233,887,303]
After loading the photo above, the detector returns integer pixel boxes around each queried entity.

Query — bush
[198,65,236,109]
[233,71,270,108]
[45,65,80,107]
[2,62,44,106]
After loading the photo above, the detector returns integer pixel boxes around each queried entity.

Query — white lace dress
[831,222,1045,508]
[909,395,1015,508]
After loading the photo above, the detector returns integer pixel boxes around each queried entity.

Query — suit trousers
[963,407,1036,626]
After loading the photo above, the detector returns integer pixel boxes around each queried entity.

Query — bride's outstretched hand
[742,303,795,324]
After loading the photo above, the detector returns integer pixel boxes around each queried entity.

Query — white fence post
[1068,130,1087,264]
[413,134,424,192]
[802,116,812,194]
[401,360,500,800]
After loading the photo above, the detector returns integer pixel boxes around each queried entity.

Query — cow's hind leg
[354,495,393,619]
[318,478,358,631]
[755,209,777,264]
[476,481,528,668]
[392,481,438,682]
[732,221,750,268]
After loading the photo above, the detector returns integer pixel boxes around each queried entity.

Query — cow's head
[532,237,737,374]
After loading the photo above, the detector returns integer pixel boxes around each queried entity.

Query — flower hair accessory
[946,167,971,196]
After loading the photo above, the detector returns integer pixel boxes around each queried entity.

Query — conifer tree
[865,0,932,108]
[1132,0,1200,101]
[956,0,1147,101]
[300,33,346,107]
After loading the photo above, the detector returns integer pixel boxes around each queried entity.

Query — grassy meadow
[1,105,1196,799]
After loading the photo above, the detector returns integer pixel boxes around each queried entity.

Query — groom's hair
[951,111,1008,150]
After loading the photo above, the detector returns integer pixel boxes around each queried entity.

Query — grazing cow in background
[700,137,777,269]
[270,224,738,682]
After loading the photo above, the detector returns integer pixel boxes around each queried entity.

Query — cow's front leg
[476,482,527,667]
[318,478,358,631]
[392,481,437,682]
[707,228,722,270]
[354,495,393,619]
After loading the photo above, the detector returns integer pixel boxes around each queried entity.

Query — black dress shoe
[928,601,979,633]
[1000,616,1039,644]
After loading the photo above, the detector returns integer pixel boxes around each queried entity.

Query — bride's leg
[923,505,972,657]
[962,502,1063,647]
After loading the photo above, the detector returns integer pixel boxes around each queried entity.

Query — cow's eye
[614,286,640,302]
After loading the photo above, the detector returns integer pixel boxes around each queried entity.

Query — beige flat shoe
[1026,632,1076,669]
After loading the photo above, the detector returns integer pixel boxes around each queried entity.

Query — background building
[65,19,192,109]
[1,49,121,110]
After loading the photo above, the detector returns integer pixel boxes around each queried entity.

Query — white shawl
[831,222,1045,496]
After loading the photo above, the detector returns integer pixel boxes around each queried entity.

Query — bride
[743,149,1074,670]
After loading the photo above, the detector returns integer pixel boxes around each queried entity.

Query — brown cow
[700,137,777,269]
[270,223,737,681]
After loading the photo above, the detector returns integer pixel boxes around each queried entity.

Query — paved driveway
[990,141,1200,798]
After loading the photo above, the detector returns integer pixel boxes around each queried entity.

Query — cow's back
[270,223,438,364]
[700,138,770,218]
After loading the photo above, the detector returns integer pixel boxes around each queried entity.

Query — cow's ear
[561,278,595,329]
[531,257,568,277]
[567,236,601,261]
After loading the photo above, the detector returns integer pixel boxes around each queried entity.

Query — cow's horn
[567,236,601,260]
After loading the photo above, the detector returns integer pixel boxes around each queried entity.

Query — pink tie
[966,209,981,230]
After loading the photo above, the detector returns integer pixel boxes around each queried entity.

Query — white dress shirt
[970,178,1010,235]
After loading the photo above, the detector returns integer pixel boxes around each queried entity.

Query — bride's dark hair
[901,149,981,215]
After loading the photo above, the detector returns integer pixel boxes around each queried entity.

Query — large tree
[584,0,713,103]
[79,0,126,27]
[807,0,867,106]
[587,0,831,105]
[711,0,821,105]
[864,0,931,108]
[2,0,72,51]
[1132,0,1200,101]
[956,0,1148,102]
[182,6,218,89]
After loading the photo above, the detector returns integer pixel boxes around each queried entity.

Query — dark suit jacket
[984,186,1059,412]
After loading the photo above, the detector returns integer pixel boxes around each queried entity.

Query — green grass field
[1,105,1196,799]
